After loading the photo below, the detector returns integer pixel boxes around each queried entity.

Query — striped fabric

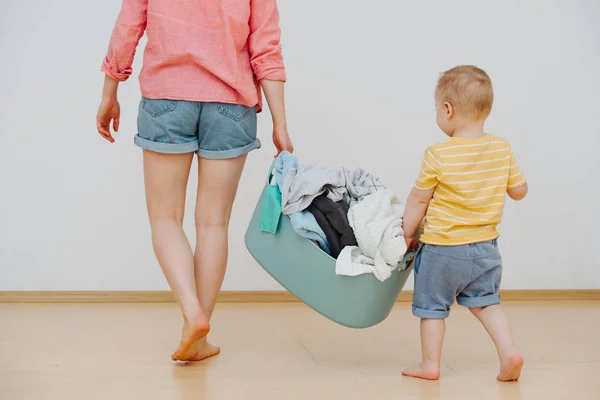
[415,134,525,245]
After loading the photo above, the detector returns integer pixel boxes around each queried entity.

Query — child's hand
[404,236,419,255]
[96,98,120,143]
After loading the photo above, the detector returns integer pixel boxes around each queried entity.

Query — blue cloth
[274,152,331,255]
[412,240,502,319]
[289,213,331,255]
[135,98,261,159]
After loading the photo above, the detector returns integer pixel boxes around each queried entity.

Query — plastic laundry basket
[245,175,414,329]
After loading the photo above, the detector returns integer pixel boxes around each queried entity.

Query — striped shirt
[415,134,526,245]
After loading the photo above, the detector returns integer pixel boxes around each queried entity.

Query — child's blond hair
[436,65,494,119]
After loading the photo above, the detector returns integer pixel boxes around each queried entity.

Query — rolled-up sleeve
[248,0,286,81]
[101,0,148,82]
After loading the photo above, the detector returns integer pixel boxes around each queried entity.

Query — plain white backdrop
[1,0,599,291]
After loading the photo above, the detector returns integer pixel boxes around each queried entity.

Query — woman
[96,0,293,361]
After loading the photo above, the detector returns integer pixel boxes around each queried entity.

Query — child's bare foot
[171,314,210,361]
[402,364,441,381]
[176,338,220,362]
[497,353,524,382]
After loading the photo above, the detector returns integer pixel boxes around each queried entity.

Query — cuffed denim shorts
[412,239,502,319]
[135,97,261,159]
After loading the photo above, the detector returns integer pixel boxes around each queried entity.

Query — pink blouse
[102,0,286,111]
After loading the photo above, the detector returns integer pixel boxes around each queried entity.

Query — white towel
[335,189,407,282]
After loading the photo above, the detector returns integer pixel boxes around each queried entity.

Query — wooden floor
[1,302,599,400]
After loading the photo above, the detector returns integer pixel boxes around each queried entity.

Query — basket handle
[399,251,416,268]
[266,159,278,185]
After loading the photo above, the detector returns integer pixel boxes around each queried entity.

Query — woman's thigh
[195,155,247,227]
[143,150,194,223]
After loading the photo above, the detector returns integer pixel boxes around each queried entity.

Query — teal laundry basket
[245,172,414,329]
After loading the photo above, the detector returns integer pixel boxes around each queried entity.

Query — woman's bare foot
[171,314,210,361]
[176,338,221,362]
[497,353,524,382]
[402,364,441,381]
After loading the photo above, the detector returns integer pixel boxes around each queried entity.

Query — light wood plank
[0,301,599,399]
[1,289,599,303]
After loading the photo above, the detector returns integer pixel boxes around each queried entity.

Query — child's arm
[506,146,528,201]
[507,182,528,201]
[403,147,442,250]
[403,187,434,250]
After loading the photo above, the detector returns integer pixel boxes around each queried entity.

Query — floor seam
[299,339,319,367]
[444,363,460,376]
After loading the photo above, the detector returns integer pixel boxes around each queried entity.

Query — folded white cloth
[335,189,407,282]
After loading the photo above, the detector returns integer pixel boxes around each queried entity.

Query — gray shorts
[135,97,260,159]
[412,239,502,319]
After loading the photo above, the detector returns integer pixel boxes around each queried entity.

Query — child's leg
[142,151,210,361]
[404,245,466,380]
[470,305,523,381]
[458,240,523,381]
[402,318,445,380]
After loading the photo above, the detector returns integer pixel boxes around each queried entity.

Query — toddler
[401,65,527,381]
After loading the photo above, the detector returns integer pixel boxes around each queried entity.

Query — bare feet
[176,338,221,362]
[402,364,441,381]
[171,314,210,361]
[497,353,524,382]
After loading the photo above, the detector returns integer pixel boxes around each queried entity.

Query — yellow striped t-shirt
[415,134,526,245]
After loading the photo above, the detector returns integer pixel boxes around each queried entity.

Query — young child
[401,65,528,382]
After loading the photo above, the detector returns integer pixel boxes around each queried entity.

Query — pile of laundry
[261,152,412,282]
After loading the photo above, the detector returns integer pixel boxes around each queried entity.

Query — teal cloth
[259,183,283,234]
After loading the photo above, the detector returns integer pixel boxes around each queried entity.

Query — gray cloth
[281,164,385,215]
[344,168,386,208]
[281,164,346,215]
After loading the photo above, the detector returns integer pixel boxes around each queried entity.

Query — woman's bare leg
[142,150,210,360]
[178,155,247,361]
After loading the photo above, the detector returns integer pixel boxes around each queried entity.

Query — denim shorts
[412,240,502,319]
[135,98,261,159]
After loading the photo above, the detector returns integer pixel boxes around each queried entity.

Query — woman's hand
[96,98,120,143]
[96,75,120,143]
[273,125,294,156]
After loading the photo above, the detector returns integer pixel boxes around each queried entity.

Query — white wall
[1,0,599,291]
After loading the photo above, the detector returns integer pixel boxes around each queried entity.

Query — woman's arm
[249,0,293,155]
[97,76,120,142]
[97,0,147,142]
[260,80,293,154]
[101,0,148,82]
[248,0,286,82]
